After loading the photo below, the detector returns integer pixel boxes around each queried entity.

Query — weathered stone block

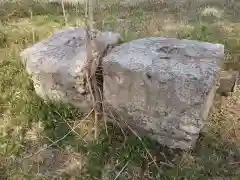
[20,27,121,112]
[217,70,239,96]
[233,72,240,98]
[21,27,224,150]
[103,37,224,149]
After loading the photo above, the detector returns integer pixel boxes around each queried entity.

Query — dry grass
[0,0,240,179]
[209,95,240,145]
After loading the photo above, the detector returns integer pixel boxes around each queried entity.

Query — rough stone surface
[103,37,224,149]
[20,27,121,112]
[233,72,240,91]
[217,70,239,96]
[232,72,240,98]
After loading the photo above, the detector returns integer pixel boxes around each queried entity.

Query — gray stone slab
[103,37,224,149]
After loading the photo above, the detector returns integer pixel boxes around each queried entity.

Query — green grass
[0,0,240,179]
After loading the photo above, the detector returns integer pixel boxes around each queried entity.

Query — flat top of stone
[20,27,121,75]
[104,37,224,82]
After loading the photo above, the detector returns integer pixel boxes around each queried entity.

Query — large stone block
[21,27,224,150]
[103,37,224,149]
[20,27,121,112]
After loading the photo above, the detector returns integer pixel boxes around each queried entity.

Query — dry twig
[20,108,94,161]
[84,0,103,141]
[113,160,130,180]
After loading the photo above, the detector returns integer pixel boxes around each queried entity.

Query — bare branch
[84,0,103,140]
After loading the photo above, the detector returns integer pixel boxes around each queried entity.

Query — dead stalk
[86,71,99,140]
[84,0,102,141]
[114,160,130,180]
[30,10,35,43]
[104,105,174,169]
[103,104,127,146]
[99,87,108,135]
[61,0,68,26]
[126,124,174,168]
[20,108,94,161]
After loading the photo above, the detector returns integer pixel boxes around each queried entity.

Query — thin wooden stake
[61,0,68,26]
[30,10,35,43]
[84,0,102,140]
